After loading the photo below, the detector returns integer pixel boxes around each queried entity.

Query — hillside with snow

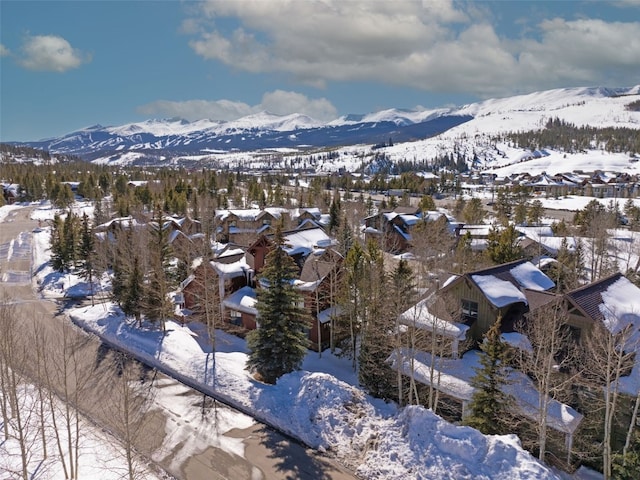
[6,85,639,174]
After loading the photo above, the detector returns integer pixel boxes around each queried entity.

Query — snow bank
[357,406,553,480]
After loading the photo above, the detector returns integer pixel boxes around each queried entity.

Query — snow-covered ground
[6,200,614,478]
[0,381,165,480]
[19,203,559,480]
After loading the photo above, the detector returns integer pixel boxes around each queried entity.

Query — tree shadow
[256,424,345,480]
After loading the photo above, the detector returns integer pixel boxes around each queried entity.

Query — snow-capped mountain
[9,85,640,171]
[15,110,470,162]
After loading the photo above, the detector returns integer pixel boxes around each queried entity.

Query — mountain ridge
[7,85,639,169]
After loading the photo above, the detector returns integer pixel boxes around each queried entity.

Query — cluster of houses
[114,202,638,469]
[461,169,640,199]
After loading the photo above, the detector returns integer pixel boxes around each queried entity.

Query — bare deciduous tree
[517,301,578,464]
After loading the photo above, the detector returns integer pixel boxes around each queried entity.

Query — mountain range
[9,85,640,171]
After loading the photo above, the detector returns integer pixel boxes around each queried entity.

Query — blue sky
[1,0,639,141]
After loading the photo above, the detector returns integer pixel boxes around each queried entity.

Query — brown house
[181,257,252,317]
[439,259,556,341]
[563,272,640,343]
[295,248,344,349]
[215,208,290,243]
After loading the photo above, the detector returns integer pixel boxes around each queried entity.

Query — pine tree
[464,316,514,435]
[142,206,174,332]
[462,197,486,224]
[485,224,523,265]
[246,224,310,384]
[78,213,98,303]
[50,213,67,272]
[122,256,143,325]
[358,241,395,399]
[62,212,81,269]
[527,199,544,225]
[418,195,436,212]
[328,194,341,234]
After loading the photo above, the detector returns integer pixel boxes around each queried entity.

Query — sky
[1,0,639,142]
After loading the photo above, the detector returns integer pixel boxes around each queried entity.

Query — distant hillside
[0,143,84,165]
[7,85,640,174]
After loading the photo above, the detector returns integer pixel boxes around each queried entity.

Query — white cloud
[137,99,254,121]
[137,90,338,121]
[260,90,337,119]
[186,0,640,97]
[18,35,89,72]
[0,44,9,57]
[614,0,640,7]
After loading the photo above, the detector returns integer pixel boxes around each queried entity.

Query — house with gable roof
[215,207,291,243]
[363,207,455,254]
[181,251,253,320]
[181,224,343,349]
[439,259,556,341]
[294,247,344,349]
[246,226,333,274]
[563,272,640,346]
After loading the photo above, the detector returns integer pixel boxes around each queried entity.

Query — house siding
[446,280,502,340]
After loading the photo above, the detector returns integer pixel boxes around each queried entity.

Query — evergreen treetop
[464,316,514,435]
[246,224,310,384]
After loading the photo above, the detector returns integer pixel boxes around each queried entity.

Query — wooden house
[294,248,344,349]
[439,259,556,341]
[181,256,252,318]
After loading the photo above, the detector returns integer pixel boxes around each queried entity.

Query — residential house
[181,225,343,348]
[363,208,454,254]
[181,255,253,319]
[563,272,640,344]
[294,248,344,349]
[246,226,333,274]
[439,259,556,341]
[215,208,290,243]
[1,183,20,204]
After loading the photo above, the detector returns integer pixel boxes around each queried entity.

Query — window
[297,300,305,309]
[263,218,271,226]
[229,310,242,327]
[461,299,478,321]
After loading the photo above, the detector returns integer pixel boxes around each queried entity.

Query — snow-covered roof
[472,274,528,307]
[421,211,446,223]
[212,257,251,279]
[459,226,493,237]
[222,286,257,316]
[528,174,560,187]
[283,228,333,255]
[509,261,556,291]
[442,274,459,288]
[445,260,555,309]
[531,256,557,269]
[290,207,321,219]
[501,332,533,353]
[599,276,640,343]
[317,306,343,324]
[389,349,583,435]
[96,216,142,230]
[537,236,576,255]
[515,226,554,238]
[216,208,262,221]
[398,214,420,226]
[399,298,469,340]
